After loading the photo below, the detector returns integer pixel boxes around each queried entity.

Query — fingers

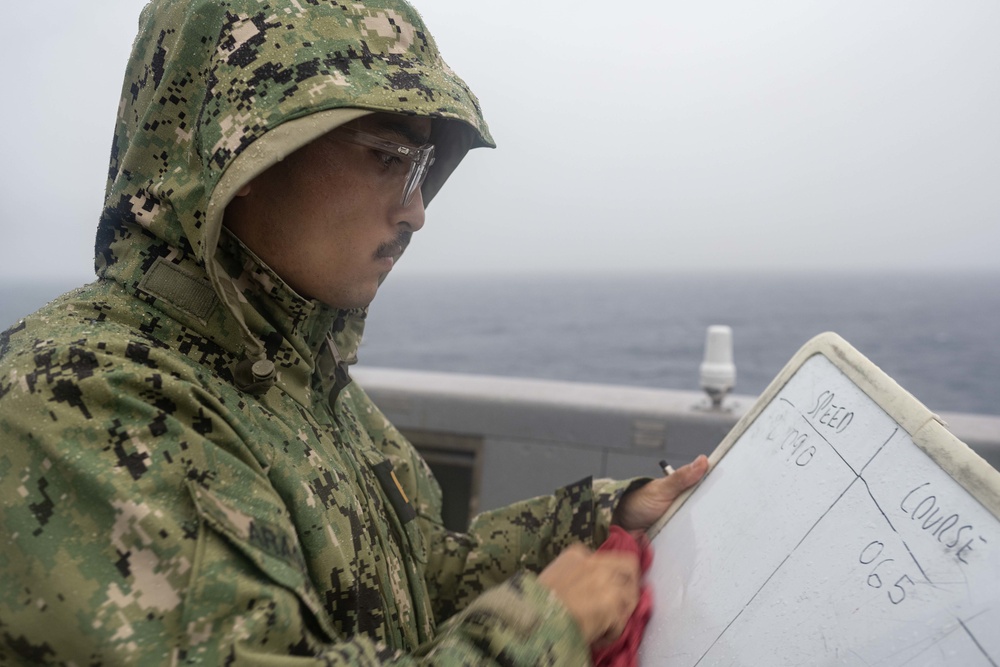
[613,454,711,531]
[584,552,641,646]
[589,552,641,648]
[663,454,709,499]
[537,546,641,646]
[597,551,640,589]
[641,454,709,511]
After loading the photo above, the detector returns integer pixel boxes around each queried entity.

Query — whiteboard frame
[649,331,1000,538]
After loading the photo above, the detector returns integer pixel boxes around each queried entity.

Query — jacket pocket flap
[186,480,336,639]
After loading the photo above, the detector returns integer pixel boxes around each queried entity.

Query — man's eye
[377,151,404,169]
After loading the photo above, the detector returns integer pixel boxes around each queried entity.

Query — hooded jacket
[0,1,641,664]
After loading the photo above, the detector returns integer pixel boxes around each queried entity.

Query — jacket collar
[108,223,365,408]
[216,230,366,406]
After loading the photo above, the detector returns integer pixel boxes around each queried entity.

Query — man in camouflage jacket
[0,0,706,664]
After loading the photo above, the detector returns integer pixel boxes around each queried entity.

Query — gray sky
[2,0,997,282]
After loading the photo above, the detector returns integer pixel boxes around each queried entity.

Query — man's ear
[234,183,252,197]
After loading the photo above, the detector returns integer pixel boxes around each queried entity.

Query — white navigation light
[700,325,736,408]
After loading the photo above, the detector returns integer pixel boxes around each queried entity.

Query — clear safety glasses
[338,127,436,207]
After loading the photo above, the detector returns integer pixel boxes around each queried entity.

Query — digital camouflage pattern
[0,0,641,664]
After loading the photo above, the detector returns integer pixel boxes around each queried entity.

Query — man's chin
[318,283,380,311]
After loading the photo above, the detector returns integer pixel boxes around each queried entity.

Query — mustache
[374,231,412,259]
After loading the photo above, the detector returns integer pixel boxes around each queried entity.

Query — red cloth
[591,526,654,667]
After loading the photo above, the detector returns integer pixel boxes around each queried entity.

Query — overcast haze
[2,0,997,283]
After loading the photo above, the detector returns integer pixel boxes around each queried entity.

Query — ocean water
[361,271,1000,417]
[3,271,998,416]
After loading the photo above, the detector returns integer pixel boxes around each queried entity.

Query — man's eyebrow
[376,120,431,146]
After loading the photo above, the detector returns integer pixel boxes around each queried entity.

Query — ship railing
[353,366,1000,533]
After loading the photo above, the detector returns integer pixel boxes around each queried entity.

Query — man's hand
[537,543,641,647]
[613,455,709,531]
[537,456,709,647]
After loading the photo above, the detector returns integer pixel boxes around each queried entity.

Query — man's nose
[399,186,426,232]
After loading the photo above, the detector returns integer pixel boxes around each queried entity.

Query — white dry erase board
[640,332,1000,666]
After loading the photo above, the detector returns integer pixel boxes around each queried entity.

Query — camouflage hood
[95,0,493,394]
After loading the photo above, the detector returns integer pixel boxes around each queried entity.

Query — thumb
[662,455,709,500]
